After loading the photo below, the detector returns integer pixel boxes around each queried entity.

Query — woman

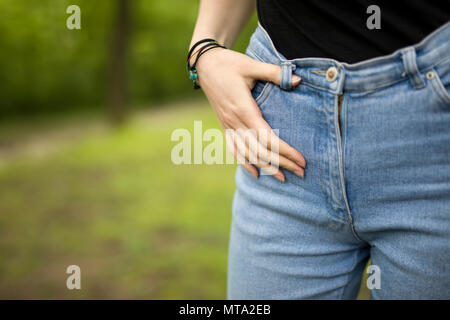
[188,0,450,299]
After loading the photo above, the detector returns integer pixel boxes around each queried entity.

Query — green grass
[0,100,235,299]
[0,100,370,299]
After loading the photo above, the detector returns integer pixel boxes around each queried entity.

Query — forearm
[189,0,256,50]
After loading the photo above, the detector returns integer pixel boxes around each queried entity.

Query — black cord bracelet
[186,38,226,89]
[192,43,225,69]
[187,38,217,61]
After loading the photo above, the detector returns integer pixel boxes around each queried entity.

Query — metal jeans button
[326,67,338,82]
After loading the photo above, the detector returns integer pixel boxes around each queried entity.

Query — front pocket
[251,80,274,106]
[246,48,277,108]
[427,61,450,109]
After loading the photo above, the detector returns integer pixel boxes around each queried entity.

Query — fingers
[242,60,306,170]
[233,128,287,183]
[266,130,307,169]
[212,57,307,183]
[275,153,304,178]
[259,163,286,182]
[235,128,304,178]
[226,126,285,182]
[246,59,301,87]
[222,92,307,182]
[242,159,259,179]
[245,112,307,169]
[225,128,259,179]
[278,139,307,169]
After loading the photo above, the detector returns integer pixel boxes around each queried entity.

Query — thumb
[248,60,301,87]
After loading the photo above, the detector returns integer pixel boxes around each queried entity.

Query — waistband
[247,21,450,94]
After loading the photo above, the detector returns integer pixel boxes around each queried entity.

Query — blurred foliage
[0,0,257,118]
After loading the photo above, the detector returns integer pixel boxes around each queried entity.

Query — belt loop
[280,62,296,91]
[401,47,425,89]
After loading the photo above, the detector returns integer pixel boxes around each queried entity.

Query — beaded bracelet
[187,39,226,89]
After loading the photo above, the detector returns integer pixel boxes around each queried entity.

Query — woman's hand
[195,48,306,182]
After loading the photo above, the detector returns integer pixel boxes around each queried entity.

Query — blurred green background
[0,0,369,299]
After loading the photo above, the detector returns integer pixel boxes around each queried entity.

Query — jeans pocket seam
[246,48,266,64]
[429,69,450,109]
[254,82,275,108]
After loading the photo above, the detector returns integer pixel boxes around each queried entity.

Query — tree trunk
[107,0,131,125]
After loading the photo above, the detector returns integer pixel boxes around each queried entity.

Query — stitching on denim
[246,48,277,108]
[345,77,406,94]
[426,55,450,71]
[280,63,294,90]
[253,82,270,103]
[334,95,347,208]
[430,71,450,108]
[256,83,276,109]
[327,98,346,212]
[301,81,338,94]
[256,21,450,94]
[322,104,348,222]
[401,48,426,89]
[347,57,450,96]
[332,94,366,244]
[311,70,327,76]
[246,48,265,63]
[316,104,346,223]
[342,97,347,180]
[345,56,450,94]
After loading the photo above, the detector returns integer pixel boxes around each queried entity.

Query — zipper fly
[338,95,344,137]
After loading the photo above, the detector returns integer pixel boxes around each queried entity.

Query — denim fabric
[228,22,450,299]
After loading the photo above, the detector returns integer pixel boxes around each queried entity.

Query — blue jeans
[228,22,450,300]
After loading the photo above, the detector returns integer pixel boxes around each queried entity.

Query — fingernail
[295,169,304,179]
[297,160,306,168]
[275,172,285,183]
[292,75,302,85]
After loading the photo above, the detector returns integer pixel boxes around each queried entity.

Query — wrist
[187,38,226,89]
[192,45,225,69]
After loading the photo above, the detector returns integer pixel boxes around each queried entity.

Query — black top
[257,0,450,63]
